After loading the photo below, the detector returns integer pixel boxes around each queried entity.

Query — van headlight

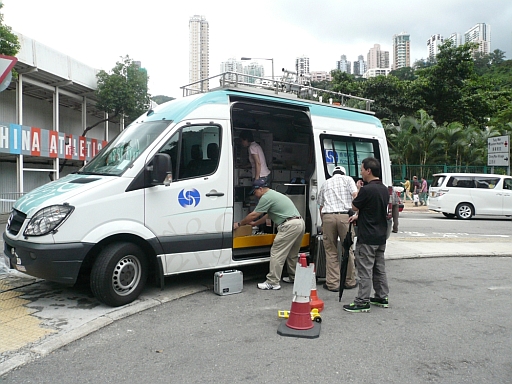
[24,205,74,236]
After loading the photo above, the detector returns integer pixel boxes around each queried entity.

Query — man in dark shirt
[344,157,390,313]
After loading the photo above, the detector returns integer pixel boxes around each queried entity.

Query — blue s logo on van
[325,150,338,163]
[178,189,201,208]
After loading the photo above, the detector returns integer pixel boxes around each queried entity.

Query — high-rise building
[352,55,366,76]
[189,15,209,92]
[465,23,491,55]
[220,58,243,82]
[295,55,310,84]
[367,44,389,70]
[336,55,351,74]
[447,33,463,48]
[243,62,265,84]
[427,34,444,59]
[392,32,411,70]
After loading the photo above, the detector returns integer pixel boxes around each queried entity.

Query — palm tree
[400,110,441,176]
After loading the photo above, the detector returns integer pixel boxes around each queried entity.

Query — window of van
[504,178,512,190]
[431,175,446,187]
[475,177,500,189]
[447,176,474,188]
[321,135,380,178]
[81,120,171,176]
[157,124,221,180]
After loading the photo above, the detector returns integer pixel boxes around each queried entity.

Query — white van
[429,173,512,219]
[3,74,391,306]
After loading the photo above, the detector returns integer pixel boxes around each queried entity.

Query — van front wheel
[455,203,473,220]
[91,242,148,307]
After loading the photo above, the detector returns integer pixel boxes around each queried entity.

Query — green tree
[415,41,477,126]
[0,2,20,64]
[360,75,421,125]
[83,56,150,136]
[489,49,506,65]
[389,66,417,81]
[399,110,441,168]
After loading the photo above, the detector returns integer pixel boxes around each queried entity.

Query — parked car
[429,173,512,219]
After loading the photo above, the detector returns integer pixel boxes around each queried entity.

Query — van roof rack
[180,71,374,114]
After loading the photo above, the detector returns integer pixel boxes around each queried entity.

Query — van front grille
[6,209,26,236]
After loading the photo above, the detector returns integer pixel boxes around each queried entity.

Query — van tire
[90,242,148,307]
[455,203,474,220]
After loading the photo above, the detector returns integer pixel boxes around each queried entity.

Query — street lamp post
[240,57,274,83]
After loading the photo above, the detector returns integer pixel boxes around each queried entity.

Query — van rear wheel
[455,203,473,220]
[90,242,148,307]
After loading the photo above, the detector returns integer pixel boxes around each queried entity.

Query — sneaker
[343,302,370,313]
[257,282,281,290]
[282,276,294,284]
[370,297,389,308]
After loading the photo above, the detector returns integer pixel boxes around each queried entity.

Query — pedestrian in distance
[234,178,305,290]
[317,165,358,292]
[401,177,411,200]
[390,186,400,233]
[412,176,421,207]
[344,157,390,313]
[239,130,271,184]
[420,176,428,206]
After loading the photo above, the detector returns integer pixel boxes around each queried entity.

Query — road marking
[488,286,512,291]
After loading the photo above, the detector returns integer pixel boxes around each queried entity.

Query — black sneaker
[370,297,389,308]
[343,302,370,313]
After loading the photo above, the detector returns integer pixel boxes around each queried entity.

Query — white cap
[333,165,346,175]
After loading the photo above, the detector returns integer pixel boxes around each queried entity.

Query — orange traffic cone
[309,264,324,312]
[277,253,321,339]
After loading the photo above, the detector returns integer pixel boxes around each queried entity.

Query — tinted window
[475,177,500,189]
[431,175,446,187]
[447,176,474,188]
[504,178,512,190]
[157,124,221,180]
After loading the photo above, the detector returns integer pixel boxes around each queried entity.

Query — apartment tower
[367,44,389,70]
[392,32,410,70]
[189,15,209,92]
[295,56,310,84]
[427,34,444,59]
[336,55,351,74]
[465,23,491,55]
[353,55,366,76]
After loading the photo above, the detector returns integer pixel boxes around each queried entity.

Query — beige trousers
[321,213,356,289]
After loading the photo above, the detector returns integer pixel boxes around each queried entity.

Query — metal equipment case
[214,270,243,296]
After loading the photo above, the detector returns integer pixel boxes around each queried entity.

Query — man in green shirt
[234,178,305,290]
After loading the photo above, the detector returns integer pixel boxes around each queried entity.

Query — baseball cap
[333,165,346,175]
[250,178,268,194]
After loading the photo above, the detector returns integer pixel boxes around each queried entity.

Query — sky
[3,0,512,98]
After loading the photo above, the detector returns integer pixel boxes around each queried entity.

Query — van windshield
[78,120,171,176]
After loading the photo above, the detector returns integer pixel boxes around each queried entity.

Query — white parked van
[429,173,512,219]
[3,74,391,306]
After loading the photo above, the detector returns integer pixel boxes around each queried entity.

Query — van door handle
[206,192,224,197]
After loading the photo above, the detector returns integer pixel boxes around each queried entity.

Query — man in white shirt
[317,165,358,292]
[239,130,271,183]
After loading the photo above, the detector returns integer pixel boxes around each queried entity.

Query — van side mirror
[150,153,172,186]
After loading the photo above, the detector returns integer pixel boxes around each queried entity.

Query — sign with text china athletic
[0,123,108,161]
